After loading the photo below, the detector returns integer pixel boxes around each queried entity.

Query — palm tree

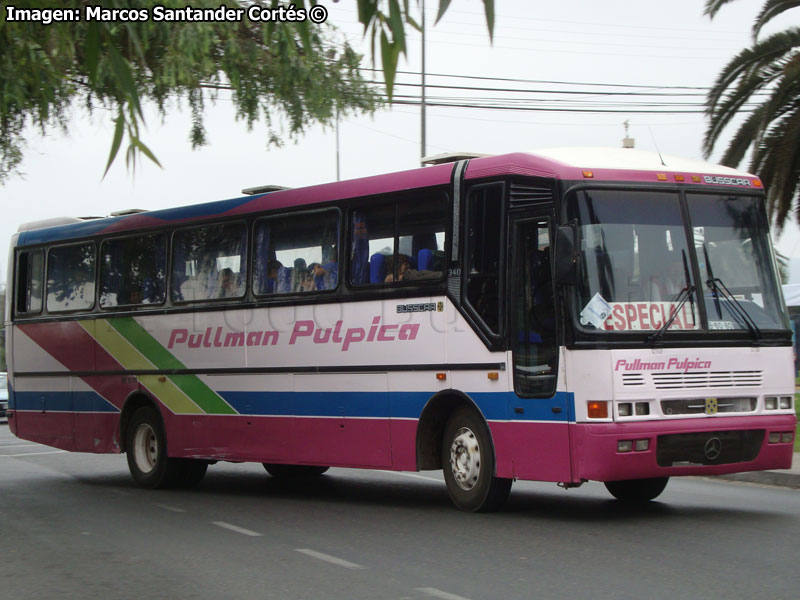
[703,0,800,231]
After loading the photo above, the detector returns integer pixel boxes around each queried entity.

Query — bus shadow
[72,467,786,525]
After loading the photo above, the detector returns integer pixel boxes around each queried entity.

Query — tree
[0,0,494,182]
[703,0,800,231]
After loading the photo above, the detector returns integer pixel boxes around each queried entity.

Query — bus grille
[656,430,763,467]
[638,371,763,389]
[661,397,757,415]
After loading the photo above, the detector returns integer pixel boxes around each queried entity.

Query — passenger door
[507,214,572,481]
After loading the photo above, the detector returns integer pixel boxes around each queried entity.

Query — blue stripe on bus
[12,391,120,413]
[219,390,574,421]
[10,388,574,422]
[18,196,254,246]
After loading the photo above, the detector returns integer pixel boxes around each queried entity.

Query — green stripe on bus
[84,320,205,415]
[108,317,237,415]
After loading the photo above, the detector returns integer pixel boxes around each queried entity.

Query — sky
[3,0,799,284]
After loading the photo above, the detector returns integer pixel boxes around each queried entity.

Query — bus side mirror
[554,223,578,285]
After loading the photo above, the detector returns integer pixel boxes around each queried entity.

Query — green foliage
[0,0,493,181]
[0,0,377,181]
[704,1,800,231]
[357,0,494,98]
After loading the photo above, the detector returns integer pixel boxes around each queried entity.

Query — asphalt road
[1,423,799,600]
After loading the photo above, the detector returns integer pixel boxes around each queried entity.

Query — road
[1,423,798,600]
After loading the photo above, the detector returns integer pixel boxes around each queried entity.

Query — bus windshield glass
[687,192,788,332]
[567,188,787,334]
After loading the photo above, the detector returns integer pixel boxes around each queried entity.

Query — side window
[350,194,446,286]
[100,234,167,307]
[16,249,44,315]
[466,183,503,333]
[172,223,247,302]
[253,210,340,295]
[47,243,96,313]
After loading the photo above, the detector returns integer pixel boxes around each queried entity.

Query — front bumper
[571,414,796,482]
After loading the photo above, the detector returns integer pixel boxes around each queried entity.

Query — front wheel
[604,477,669,502]
[442,407,512,512]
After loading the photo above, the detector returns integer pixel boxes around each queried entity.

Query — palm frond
[707,28,800,110]
[754,108,800,229]
[704,0,738,19]
[719,104,769,167]
[754,0,800,38]
[704,28,800,156]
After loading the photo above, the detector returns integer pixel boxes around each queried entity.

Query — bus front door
[506,215,572,482]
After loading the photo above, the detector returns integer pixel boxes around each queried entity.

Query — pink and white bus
[5,148,796,511]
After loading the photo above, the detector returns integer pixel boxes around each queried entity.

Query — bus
[5,147,797,511]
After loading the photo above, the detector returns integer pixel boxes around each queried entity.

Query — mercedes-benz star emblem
[704,437,722,461]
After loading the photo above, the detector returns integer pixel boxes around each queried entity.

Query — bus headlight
[779,396,793,410]
[765,397,778,410]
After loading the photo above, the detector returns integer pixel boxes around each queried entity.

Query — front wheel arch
[416,390,490,471]
[119,392,164,454]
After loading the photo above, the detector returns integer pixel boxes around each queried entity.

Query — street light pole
[420,0,427,164]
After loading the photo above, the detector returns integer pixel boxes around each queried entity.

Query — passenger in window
[219,268,237,297]
[119,285,143,306]
[384,254,440,282]
[310,261,335,290]
[292,258,310,292]
[262,260,282,293]
[298,266,316,292]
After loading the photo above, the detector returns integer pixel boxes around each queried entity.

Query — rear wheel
[604,477,669,502]
[126,406,207,488]
[263,464,330,478]
[442,407,512,512]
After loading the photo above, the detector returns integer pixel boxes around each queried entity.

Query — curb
[715,471,800,489]
[714,452,800,489]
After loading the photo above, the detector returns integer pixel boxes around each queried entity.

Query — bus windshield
[568,188,788,334]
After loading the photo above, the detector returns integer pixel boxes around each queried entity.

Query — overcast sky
[4,0,798,283]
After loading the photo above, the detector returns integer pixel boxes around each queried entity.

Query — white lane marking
[380,470,440,482]
[295,549,366,570]
[0,444,41,448]
[415,587,473,600]
[0,450,68,457]
[212,521,262,537]
[154,503,186,513]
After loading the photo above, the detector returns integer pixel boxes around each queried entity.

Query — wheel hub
[133,423,158,474]
[449,427,481,491]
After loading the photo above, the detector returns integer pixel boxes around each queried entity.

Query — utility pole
[336,107,341,181]
[420,0,427,164]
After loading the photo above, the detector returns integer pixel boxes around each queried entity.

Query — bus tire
[604,477,669,502]
[126,406,182,489]
[263,464,330,477]
[441,407,512,512]
[171,458,209,488]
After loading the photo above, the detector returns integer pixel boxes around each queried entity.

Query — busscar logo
[703,176,751,186]
[397,303,440,313]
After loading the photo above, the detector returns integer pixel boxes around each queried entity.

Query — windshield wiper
[702,243,722,318]
[647,285,696,346]
[703,243,761,340]
[648,249,696,346]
